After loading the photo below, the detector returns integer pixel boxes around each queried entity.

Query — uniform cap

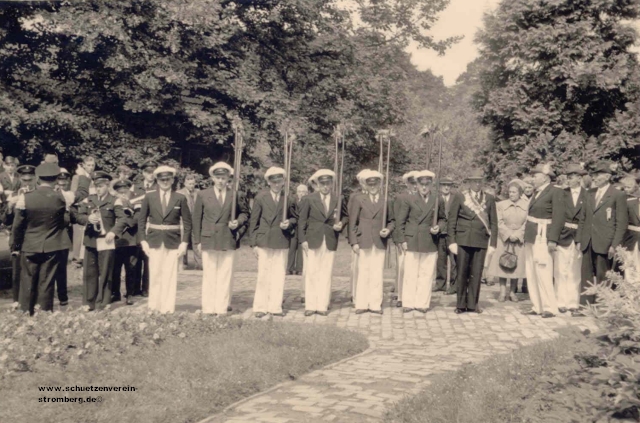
[141,160,158,171]
[402,171,419,184]
[365,170,383,184]
[311,169,335,184]
[415,170,435,183]
[531,163,556,178]
[153,165,176,178]
[58,168,71,179]
[356,169,371,183]
[264,166,286,181]
[35,163,60,178]
[113,179,133,191]
[564,163,587,176]
[92,170,113,184]
[17,165,36,176]
[209,162,233,177]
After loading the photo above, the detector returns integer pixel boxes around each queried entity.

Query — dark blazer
[297,192,349,251]
[578,185,628,254]
[192,187,249,251]
[440,193,455,236]
[138,190,192,249]
[623,197,640,251]
[524,184,565,244]
[348,194,395,250]
[347,191,364,244]
[11,186,72,253]
[74,194,128,249]
[0,172,20,193]
[396,192,446,253]
[557,187,586,247]
[112,197,139,248]
[248,189,297,249]
[447,191,498,249]
[392,191,413,243]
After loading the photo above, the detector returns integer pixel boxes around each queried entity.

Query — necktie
[424,193,429,203]
[371,194,377,204]
[273,193,279,203]
[162,191,168,214]
[216,189,222,204]
[595,188,604,205]
[323,194,329,214]
[475,192,480,202]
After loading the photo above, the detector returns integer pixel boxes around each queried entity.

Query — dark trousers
[580,242,612,305]
[54,249,69,303]
[11,254,21,302]
[19,250,63,315]
[83,247,115,310]
[456,245,486,310]
[112,246,139,298]
[287,238,303,273]
[435,236,457,290]
[135,246,150,295]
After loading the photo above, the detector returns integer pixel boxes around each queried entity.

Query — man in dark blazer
[348,170,394,314]
[111,179,140,306]
[138,165,192,313]
[192,162,249,315]
[392,171,418,307]
[621,175,640,268]
[396,170,446,313]
[75,171,127,311]
[576,161,628,311]
[435,177,457,294]
[298,169,348,316]
[347,171,370,305]
[447,170,498,314]
[554,164,586,314]
[249,166,297,318]
[131,160,158,297]
[11,163,71,315]
[522,163,565,318]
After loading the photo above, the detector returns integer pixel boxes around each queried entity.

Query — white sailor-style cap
[209,162,233,177]
[415,170,435,183]
[402,171,419,184]
[356,169,371,183]
[153,165,176,178]
[264,166,286,181]
[311,169,335,184]
[365,170,383,184]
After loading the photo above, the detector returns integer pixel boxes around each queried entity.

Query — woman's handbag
[499,241,518,271]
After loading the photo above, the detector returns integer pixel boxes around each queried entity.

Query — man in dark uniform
[132,160,158,297]
[4,165,37,309]
[111,179,140,305]
[53,168,74,306]
[435,177,458,294]
[11,163,71,315]
[392,171,418,307]
[576,161,628,313]
[447,170,498,314]
[75,171,126,311]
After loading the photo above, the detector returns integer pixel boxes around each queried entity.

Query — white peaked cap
[153,165,176,177]
[365,170,383,181]
[311,169,335,183]
[356,169,371,183]
[264,166,286,181]
[415,170,435,180]
[209,162,233,176]
[402,171,419,183]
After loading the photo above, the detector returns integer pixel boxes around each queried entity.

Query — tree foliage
[474,0,640,187]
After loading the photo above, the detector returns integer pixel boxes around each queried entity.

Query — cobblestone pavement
[1,265,599,423]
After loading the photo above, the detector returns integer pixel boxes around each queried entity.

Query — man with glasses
[249,166,297,318]
[447,170,498,314]
[392,171,418,307]
[348,170,394,315]
[396,170,445,313]
[138,166,191,313]
[576,161,628,313]
[298,169,348,316]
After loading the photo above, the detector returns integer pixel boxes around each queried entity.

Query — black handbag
[499,241,518,271]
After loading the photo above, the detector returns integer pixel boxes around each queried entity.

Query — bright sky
[407,0,501,86]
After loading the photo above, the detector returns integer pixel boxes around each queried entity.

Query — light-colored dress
[487,198,528,279]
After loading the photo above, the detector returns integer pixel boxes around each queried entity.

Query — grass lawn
[383,328,606,423]
[1,309,368,423]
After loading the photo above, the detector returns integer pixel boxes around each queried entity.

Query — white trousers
[350,250,359,301]
[632,244,640,270]
[148,246,179,313]
[304,241,335,312]
[355,247,385,311]
[524,242,558,314]
[253,247,287,314]
[553,242,581,309]
[402,251,437,309]
[202,250,235,314]
[396,245,405,299]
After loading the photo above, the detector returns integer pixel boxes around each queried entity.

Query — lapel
[417,192,435,224]
[361,194,382,218]
[594,185,614,212]
[214,188,231,223]
[312,193,326,218]
[571,188,585,219]
[529,185,550,211]
[149,191,162,217]
[264,191,283,224]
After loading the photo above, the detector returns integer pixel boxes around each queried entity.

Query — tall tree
[474,0,640,186]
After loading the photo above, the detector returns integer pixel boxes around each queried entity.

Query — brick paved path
[164,269,596,423]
